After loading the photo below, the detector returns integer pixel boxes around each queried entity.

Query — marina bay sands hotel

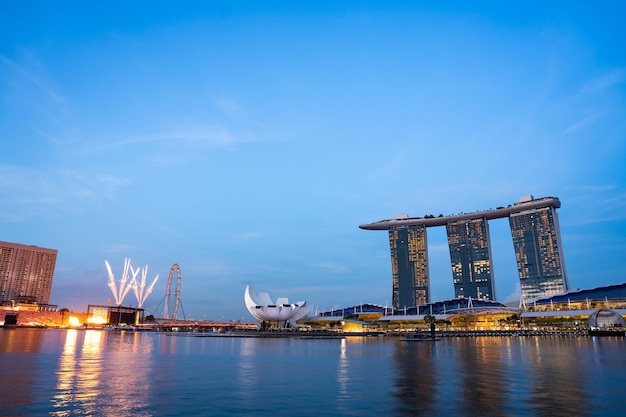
[359,195,569,309]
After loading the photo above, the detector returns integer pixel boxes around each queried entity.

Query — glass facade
[446,217,495,300]
[0,241,57,305]
[389,225,429,309]
[509,207,569,300]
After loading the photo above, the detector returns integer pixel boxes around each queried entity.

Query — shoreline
[2,326,601,338]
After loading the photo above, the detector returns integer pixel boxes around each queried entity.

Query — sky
[1,1,625,321]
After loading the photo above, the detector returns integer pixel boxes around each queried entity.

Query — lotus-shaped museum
[244,285,310,323]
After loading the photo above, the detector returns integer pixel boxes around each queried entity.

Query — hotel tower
[0,240,58,305]
[360,196,569,309]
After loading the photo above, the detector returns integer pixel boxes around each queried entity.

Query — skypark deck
[359,196,560,230]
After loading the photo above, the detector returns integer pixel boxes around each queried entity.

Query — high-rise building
[389,225,429,309]
[509,203,569,300]
[446,217,495,300]
[0,240,58,305]
[360,196,568,306]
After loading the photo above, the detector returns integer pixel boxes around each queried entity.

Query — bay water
[1,329,625,416]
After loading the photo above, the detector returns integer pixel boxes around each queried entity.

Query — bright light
[87,316,107,325]
[69,316,81,327]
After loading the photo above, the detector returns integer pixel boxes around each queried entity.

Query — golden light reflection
[336,338,349,410]
[50,329,153,416]
[52,329,80,414]
[52,330,104,415]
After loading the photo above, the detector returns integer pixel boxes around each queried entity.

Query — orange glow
[86,316,107,325]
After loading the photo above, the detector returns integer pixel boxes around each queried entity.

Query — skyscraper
[446,217,495,300]
[361,195,568,306]
[0,240,58,305]
[509,203,569,300]
[389,225,429,309]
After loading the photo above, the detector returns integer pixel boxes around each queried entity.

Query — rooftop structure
[359,196,561,230]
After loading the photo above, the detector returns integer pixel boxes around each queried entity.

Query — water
[1,329,625,416]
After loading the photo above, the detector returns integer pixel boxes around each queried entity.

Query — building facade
[509,204,569,300]
[0,240,57,305]
[446,217,495,300]
[389,225,429,309]
[361,196,568,306]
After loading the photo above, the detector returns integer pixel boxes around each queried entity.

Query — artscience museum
[244,285,310,324]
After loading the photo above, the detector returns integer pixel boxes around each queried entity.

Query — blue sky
[1,1,624,320]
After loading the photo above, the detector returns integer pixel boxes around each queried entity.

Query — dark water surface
[1,329,625,416]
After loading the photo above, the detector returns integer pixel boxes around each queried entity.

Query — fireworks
[105,258,159,307]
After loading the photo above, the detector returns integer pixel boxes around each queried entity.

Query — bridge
[153,318,258,332]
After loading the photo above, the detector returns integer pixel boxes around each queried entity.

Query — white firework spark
[105,258,141,306]
[130,264,159,308]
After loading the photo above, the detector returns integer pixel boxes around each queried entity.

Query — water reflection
[2,331,625,416]
[525,338,591,416]
[393,339,438,415]
[335,338,350,411]
[453,338,509,416]
[0,329,46,410]
[49,330,153,416]
[392,337,605,416]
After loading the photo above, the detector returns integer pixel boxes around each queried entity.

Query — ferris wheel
[164,263,182,319]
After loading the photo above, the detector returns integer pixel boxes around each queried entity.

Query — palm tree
[59,308,70,326]
[423,314,436,337]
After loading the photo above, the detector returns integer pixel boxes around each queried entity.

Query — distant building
[0,240,58,305]
[360,196,568,307]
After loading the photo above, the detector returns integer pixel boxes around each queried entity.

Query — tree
[423,314,436,325]
[60,308,70,325]
[423,314,437,336]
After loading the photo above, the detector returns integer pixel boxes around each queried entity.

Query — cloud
[578,68,626,95]
[0,164,131,218]
[103,243,133,254]
[563,113,601,135]
[226,231,267,244]
[503,283,522,303]
[0,212,25,223]
[214,95,245,119]
[574,184,617,192]
[567,187,626,225]
[1,53,67,105]
[71,124,265,158]
[315,262,349,272]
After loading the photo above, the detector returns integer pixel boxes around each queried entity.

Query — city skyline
[1,2,625,319]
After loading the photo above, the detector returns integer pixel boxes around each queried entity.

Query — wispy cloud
[578,68,626,95]
[574,184,617,192]
[103,243,133,254]
[71,124,266,158]
[567,186,626,225]
[214,95,245,119]
[0,50,68,112]
[563,113,601,135]
[315,262,349,272]
[0,164,131,219]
